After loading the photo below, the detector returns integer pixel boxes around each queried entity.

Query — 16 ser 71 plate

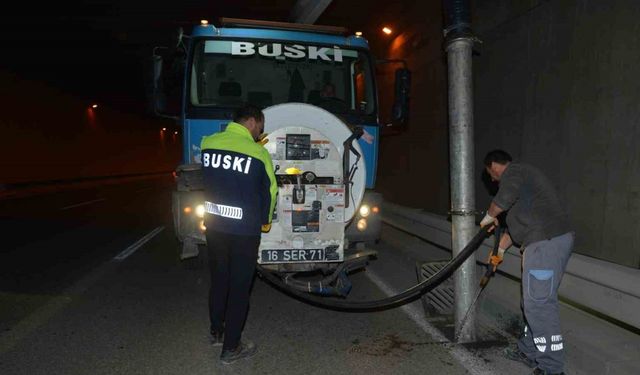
[261,249,325,263]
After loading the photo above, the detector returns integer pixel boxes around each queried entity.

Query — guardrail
[381,201,640,330]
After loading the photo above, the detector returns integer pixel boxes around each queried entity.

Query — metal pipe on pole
[443,0,478,343]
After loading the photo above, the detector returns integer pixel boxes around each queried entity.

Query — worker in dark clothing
[200,104,277,365]
[480,149,574,375]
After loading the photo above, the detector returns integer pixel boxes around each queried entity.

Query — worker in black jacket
[480,149,574,375]
[201,104,277,365]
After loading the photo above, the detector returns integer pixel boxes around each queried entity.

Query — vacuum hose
[257,225,493,312]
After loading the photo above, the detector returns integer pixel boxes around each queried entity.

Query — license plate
[261,249,325,263]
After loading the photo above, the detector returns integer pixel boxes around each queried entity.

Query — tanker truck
[150,17,410,295]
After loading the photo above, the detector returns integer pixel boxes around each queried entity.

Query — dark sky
[0,1,298,114]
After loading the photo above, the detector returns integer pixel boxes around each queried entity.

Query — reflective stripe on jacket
[200,122,277,235]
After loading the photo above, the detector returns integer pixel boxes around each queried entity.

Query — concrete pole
[446,37,478,343]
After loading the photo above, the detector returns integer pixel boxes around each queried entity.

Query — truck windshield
[189,39,376,116]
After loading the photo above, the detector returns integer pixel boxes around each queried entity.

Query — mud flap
[180,236,200,260]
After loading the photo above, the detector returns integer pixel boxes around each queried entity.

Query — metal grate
[416,260,454,316]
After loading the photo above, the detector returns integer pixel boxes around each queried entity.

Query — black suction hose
[342,127,363,209]
[257,224,494,312]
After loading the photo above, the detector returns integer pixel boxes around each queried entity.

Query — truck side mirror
[391,68,411,124]
[152,53,167,114]
[148,46,184,120]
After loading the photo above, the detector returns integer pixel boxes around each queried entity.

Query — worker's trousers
[206,230,260,352]
[518,231,574,373]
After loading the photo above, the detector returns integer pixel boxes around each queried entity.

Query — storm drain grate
[416,260,454,316]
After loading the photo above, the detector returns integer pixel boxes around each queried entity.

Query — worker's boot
[220,340,257,365]
[503,345,536,368]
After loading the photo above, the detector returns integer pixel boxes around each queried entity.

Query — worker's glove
[261,223,272,233]
[488,247,506,272]
[480,213,497,230]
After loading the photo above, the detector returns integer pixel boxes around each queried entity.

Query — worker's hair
[233,104,264,124]
[483,149,512,167]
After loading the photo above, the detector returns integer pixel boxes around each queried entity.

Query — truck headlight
[195,204,205,218]
[359,205,370,217]
[357,218,368,231]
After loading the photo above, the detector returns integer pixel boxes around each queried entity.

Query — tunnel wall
[370,1,452,216]
[0,70,181,186]
[368,0,640,267]
[473,0,640,267]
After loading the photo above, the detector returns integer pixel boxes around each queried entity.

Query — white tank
[263,103,366,221]
[259,103,366,270]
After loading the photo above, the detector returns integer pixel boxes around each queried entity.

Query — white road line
[1,226,164,354]
[113,226,164,261]
[0,261,117,354]
[364,269,496,375]
[60,198,106,210]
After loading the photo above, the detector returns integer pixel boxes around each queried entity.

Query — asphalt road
[0,177,523,374]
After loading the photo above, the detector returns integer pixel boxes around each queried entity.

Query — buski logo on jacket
[203,152,252,174]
